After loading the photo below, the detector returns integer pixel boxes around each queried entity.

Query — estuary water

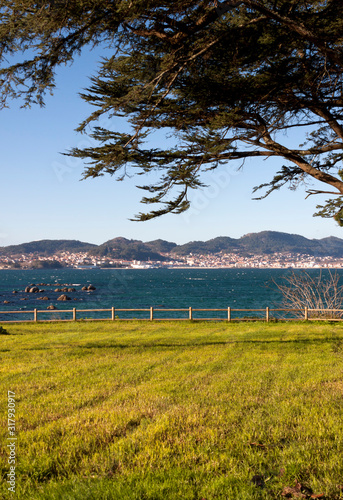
[0,267,340,321]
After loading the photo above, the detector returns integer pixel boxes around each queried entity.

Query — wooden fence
[1,306,343,323]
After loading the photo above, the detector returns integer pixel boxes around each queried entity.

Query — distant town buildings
[0,250,343,269]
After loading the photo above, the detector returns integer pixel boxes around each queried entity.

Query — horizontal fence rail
[1,306,343,323]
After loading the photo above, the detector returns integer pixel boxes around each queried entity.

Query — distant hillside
[239,231,319,255]
[240,231,343,257]
[171,231,343,257]
[89,237,168,261]
[2,232,343,259]
[0,239,96,256]
[172,237,239,256]
[145,239,177,253]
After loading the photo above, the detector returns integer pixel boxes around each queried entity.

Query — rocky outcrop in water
[57,294,71,301]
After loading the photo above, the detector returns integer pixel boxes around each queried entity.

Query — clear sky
[1,48,343,247]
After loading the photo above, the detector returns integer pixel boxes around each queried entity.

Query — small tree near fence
[274,270,343,319]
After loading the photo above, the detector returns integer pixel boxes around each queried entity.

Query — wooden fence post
[3,305,334,324]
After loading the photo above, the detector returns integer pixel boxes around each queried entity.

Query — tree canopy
[1,1,343,222]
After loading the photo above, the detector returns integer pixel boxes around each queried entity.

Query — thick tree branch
[243,0,343,67]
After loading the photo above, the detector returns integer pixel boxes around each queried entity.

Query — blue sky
[1,48,343,247]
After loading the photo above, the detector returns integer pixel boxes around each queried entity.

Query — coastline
[0,265,341,271]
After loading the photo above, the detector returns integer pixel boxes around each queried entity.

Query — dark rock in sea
[87,285,96,291]
[67,288,76,292]
[20,298,28,301]
[29,286,39,293]
[81,286,88,291]
[25,286,32,293]
[39,289,45,293]
[38,297,49,301]
[54,288,62,292]
[3,300,10,304]
[62,287,69,292]
[47,304,56,310]
[12,290,18,294]
[57,294,71,301]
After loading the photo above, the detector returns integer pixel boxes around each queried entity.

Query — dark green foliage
[172,236,239,256]
[28,259,64,269]
[0,239,96,256]
[314,197,343,227]
[1,1,343,221]
[145,239,177,253]
[3,232,343,258]
[314,171,343,226]
[171,231,343,257]
[4,231,343,258]
[0,325,9,334]
[89,237,168,261]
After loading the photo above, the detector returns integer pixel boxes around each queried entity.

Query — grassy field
[1,320,343,499]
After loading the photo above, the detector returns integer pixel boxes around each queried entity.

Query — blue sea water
[0,268,340,321]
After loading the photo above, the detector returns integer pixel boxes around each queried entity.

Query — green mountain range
[0,239,96,256]
[172,232,343,257]
[2,232,343,260]
[89,238,169,261]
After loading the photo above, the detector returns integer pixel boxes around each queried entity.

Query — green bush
[0,325,9,334]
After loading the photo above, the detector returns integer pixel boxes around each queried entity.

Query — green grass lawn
[1,320,343,499]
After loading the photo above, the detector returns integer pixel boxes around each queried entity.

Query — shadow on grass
[13,336,343,351]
